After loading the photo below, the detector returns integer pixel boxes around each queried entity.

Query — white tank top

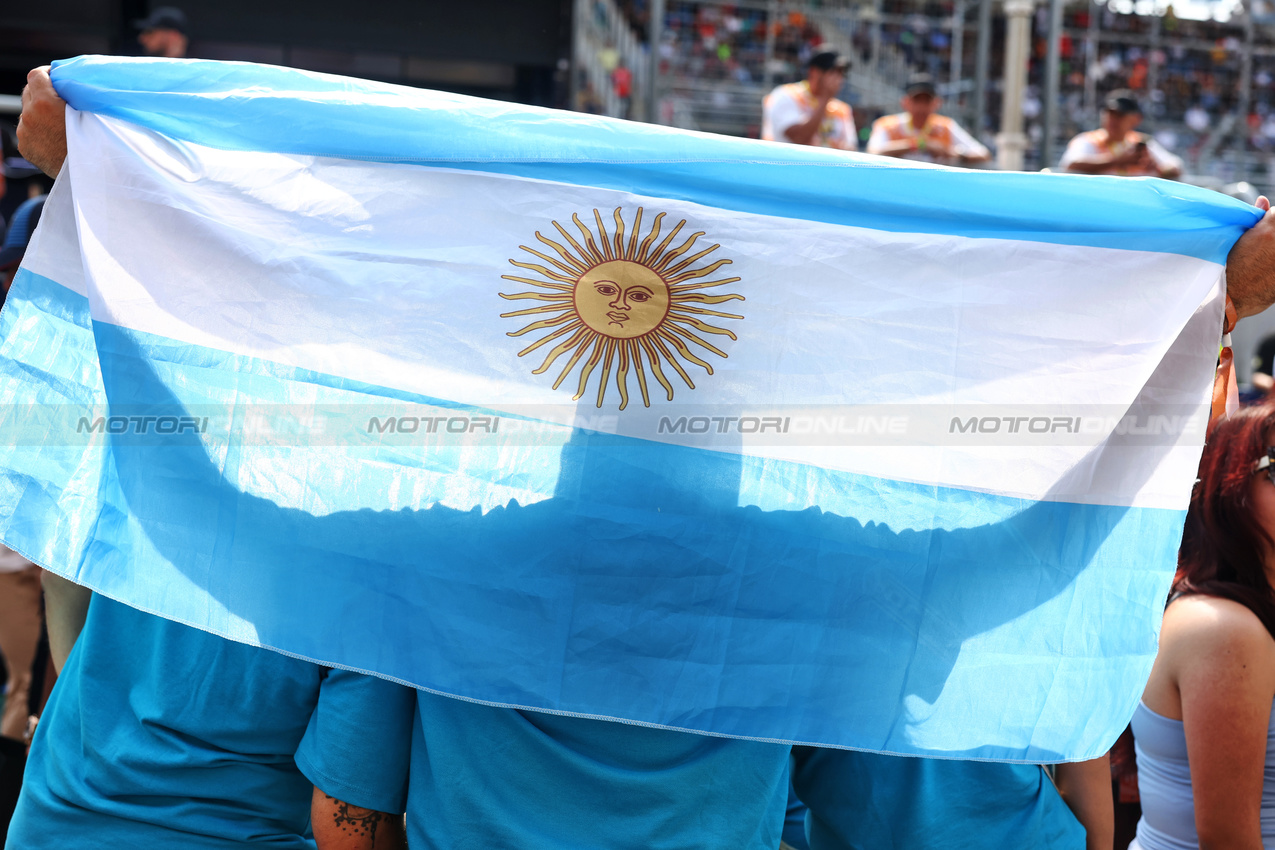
[1132,699,1275,849]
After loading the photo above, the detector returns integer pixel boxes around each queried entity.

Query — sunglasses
[1255,447,1275,484]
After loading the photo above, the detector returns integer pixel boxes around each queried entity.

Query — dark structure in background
[0,0,573,106]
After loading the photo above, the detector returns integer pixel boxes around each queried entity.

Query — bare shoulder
[1163,594,1275,663]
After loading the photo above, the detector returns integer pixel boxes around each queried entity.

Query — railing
[573,0,650,120]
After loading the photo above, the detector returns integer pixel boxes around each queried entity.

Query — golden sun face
[500,207,745,409]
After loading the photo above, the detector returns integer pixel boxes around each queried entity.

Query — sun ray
[654,231,707,272]
[521,321,585,358]
[501,274,574,291]
[667,313,740,340]
[674,294,746,307]
[639,337,677,400]
[612,207,628,260]
[669,303,746,320]
[663,244,721,277]
[647,218,686,264]
[574,214,606,264]
[636,212,666,263]
[627,339,650,407]
[572,336,608,401]
[614,340,631,410]
[664,322,731,357]
[649,334,698,389]
[509,259,577,284]
[659,327,721,369]
[626,208,644,261]
[667,258,732,284]
[549,328,597,387]
[506,312,577,337]
[593,209,615,262]
[519,243,583,277]
[536,232,590,273]
[553,220,597,266]
[500,303,578,318]
[669,277,743,293]
[498,292,573,302]
[596,337,618,408]
[512,321,583,356]
[502,207,744,407]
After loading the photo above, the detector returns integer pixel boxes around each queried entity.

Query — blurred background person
[1132,401,1275,850]
[761,50,856,150]
[134,7,187,59]
[1059,91,1182,179]
[866,74,990,165]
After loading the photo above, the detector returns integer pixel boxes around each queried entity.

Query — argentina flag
[0,55,1258,763]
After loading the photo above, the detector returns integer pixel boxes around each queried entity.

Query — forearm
[1053,754,1114,850]
[784,105,830,145]
[1061,158,1121,175]
[868,138,917,157]
[311,787,406,850]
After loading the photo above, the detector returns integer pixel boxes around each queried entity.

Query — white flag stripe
[58,110,1221,510]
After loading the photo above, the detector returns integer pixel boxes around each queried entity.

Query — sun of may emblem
[499,207,745,409]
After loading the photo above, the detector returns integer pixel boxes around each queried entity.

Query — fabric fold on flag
[0,54,1259,762]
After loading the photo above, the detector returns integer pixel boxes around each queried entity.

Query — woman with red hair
[1134,402,1275,850]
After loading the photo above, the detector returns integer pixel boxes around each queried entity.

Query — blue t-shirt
[791,748,1086,850]
[8,594,402,849]
[299,685,790,850]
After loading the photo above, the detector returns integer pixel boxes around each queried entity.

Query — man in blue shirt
[7,593,409,849]
[298,686,790,850]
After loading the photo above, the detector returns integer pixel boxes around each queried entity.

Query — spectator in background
[1251,333,1275,396]
[135,7,188,59]
[0,195,44,301]
[612,64,632,119]
[1132,402,1275,849]
[761,50,856,150]
[867,74,990,165]
[1059,90,1182,178]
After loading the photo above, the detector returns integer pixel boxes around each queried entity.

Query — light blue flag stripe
[48,55,1260,262]
[0,266,1182,761]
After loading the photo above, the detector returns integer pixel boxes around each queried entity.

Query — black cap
[905,74,938,97]
[808,50,850,72]
[134,6,187,33]
[1102,89,1141,114]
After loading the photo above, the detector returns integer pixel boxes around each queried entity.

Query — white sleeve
[1146,138,1183,174]
[1058,134,1099,170]
[842,110,858,151]
[947,120,989,158]
[763,90,805,143]
[866,119,893,155]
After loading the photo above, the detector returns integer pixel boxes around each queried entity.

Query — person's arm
[16,67,66,178]
[947,120,991,164]
[1061,146,1146,175]
[784,96,833,146]
[1226,196,1275,319]
[1053,754,1114,850]
[40,572,90,673]
[866,118,920,158]
[294,670,417,850]
[1174,597,1275,850]
[311,787,405,850]
[1144,137,1183,179]
[870,136,923,157]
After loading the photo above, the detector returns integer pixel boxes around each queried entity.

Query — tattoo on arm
[326,794,393,842]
